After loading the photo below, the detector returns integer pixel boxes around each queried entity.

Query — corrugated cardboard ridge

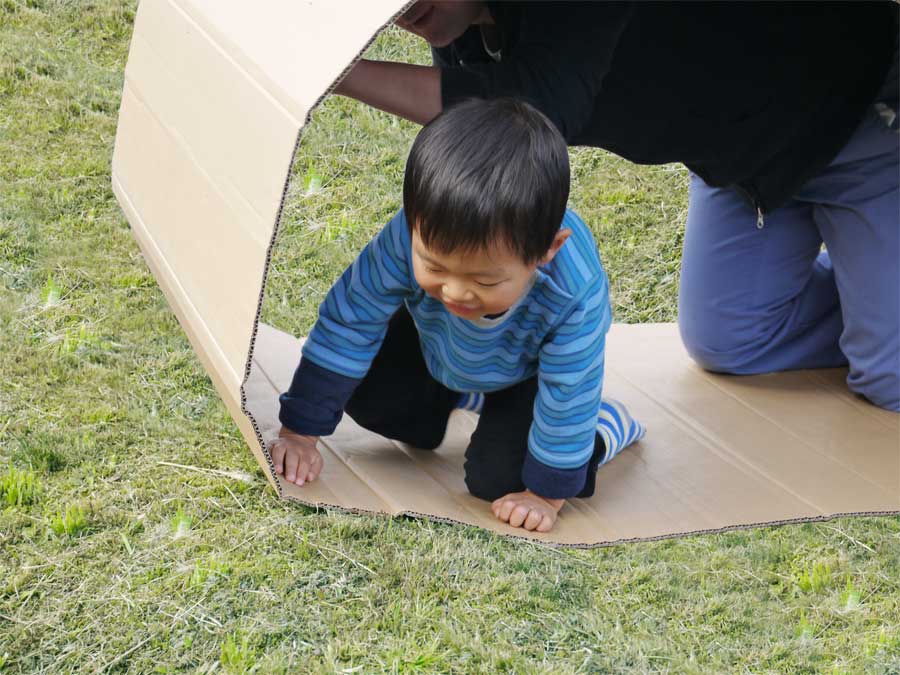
[235,1,419,497]
[243,323,899,546]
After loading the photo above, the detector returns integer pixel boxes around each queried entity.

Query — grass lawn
[1,1,898,672]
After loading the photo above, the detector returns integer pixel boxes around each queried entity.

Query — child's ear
[539,228,572,265]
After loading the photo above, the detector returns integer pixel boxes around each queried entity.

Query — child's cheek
[413,263,437,293]
[411,261,427,289]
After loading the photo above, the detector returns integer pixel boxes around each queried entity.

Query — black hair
[403,97,569,264]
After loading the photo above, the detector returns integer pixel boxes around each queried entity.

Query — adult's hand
[331,2,493,125]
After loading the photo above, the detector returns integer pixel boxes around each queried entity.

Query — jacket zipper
[734,182,766,230]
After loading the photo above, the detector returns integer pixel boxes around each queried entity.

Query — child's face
[411,227,570,320]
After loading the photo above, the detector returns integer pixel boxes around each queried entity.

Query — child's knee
[344,400,448,450]
[464,472,523,502]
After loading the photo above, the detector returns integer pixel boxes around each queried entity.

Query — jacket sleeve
[440,2,634,141]
[278,210,416,436]
[522,272,612,498]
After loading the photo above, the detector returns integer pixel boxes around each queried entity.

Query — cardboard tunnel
[111,0,900,546]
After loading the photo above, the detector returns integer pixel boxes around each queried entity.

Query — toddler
[271,98,644,532]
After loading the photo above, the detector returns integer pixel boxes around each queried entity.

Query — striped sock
[455,392,485,415]
[596,398,645,466]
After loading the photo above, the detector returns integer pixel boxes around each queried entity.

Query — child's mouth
[443,300,478,316]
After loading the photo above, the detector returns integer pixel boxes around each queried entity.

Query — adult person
[333,1,900,411]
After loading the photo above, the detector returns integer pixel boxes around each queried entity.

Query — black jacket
[435,2,898,213]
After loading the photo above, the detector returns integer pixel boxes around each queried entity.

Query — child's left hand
[491,489,565,532]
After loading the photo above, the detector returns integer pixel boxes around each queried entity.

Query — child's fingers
[508,504,530,528]
[496,499,517,523]
[295,458,310,486]
[283,450,300,483]
[307,453,324,482]
[537,514,554,533]
[270,442,285,474]
[523,509,544,531]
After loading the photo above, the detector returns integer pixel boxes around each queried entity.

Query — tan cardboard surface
[111,0,407,486]
[112,0,899,546]
[245,323,900,546]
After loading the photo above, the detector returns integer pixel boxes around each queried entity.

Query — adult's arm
[334,59,442,125]
[334,2,634,138]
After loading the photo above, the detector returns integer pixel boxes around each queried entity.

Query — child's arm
[493,272,611,531]
[274,211,416,484]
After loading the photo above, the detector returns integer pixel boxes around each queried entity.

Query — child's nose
[442,280,472,302]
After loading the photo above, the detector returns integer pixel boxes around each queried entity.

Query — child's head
[403,97,571,319]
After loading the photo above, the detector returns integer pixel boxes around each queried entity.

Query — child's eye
[476,280,503,288]
[426,267,443,274]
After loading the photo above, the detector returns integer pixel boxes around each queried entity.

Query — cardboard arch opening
[112,0,900,547]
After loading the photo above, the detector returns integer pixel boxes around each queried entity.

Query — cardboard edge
[237,2,417,499]
[278,490,900,549]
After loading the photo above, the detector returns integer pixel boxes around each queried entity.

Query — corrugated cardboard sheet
[112,0,899,546]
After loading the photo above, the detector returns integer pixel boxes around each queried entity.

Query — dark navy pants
[344,307,603,501]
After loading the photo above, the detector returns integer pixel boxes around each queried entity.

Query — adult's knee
[678,311,757,374]
[677,301,846,375]
[848,364,900,412]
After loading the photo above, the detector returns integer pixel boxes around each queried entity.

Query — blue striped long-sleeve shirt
[279,208,612,497]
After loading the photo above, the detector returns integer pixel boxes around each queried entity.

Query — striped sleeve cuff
[278,358,360,437]
[521,451,590,499]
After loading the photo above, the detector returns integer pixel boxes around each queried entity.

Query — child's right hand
[268,428,323,487]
